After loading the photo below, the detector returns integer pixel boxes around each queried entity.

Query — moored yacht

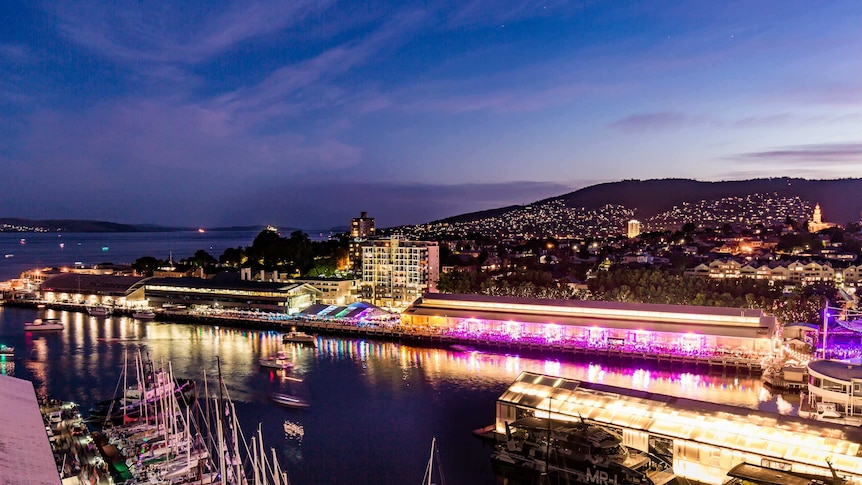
[87,305,113,316]
[132,309,156,319]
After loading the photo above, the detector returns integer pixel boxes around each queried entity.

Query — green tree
[437,271,478,294]
[132,256,160,276]
[219,247,245,267]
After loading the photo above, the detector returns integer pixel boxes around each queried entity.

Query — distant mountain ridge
[0,218,342,235]
[436,178,862,225]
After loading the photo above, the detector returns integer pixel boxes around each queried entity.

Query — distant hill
[548,178,862,223]
[434,205,524,224]
[0,218,185,232]
[437,178,862,225]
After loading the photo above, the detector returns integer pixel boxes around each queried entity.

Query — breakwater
[8,299,764,374]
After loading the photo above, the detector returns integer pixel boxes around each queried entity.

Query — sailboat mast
[251,435,260,485]
[258,424,267,484]
[428,437,436,485]
[122,349,128,423]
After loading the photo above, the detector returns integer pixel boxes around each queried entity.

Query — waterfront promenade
[8,299,766,374]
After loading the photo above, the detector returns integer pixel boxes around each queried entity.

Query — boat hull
[272,393,309,409]
[282,332,317,344]
[260,360,293,369]
[24,322,64,331]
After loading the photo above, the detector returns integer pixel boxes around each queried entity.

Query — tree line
[133,229,349,278]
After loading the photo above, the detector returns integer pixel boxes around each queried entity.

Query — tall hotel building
[349,211,376,271]
[361,236,440,311]
[627,219,642,238]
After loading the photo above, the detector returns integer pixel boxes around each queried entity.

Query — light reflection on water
[0,306,794,484]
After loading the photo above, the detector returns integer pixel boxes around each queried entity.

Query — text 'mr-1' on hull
[487,372,862,485]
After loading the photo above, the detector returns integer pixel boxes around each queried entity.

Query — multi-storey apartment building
[361,236,439,311]
[349,211,375,270]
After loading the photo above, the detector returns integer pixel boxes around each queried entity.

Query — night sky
[1,1,860,229]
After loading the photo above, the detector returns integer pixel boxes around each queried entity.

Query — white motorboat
[132,309,156,319]
[87,305,113,316]
[259,352,293,370]
[282,331,317,345]
[24,318,64,331]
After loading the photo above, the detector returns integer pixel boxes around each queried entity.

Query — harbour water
[0,306,795,484]
[0,230,260,281]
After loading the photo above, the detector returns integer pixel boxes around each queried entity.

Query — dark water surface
[0,306,789,485]
[0,230,260,281]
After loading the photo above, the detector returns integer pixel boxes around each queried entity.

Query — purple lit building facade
[402,293,776,357]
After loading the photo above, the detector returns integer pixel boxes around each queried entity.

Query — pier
[10,299,765,374]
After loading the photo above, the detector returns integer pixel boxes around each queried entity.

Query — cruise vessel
[492,416,672,485]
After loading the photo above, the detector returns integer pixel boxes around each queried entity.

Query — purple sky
[1,1,860,229]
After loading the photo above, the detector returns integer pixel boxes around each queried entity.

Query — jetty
[8,299,765,374]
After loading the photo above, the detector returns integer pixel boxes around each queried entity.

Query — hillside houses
[686,259,862,289]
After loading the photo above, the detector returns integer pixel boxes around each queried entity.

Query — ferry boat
[282,330,317,345]
[24,318,64,331]
[272,392,309,409]
[260,352,293,369]
[87,305,112,316]
[132,309,156,319]
[799,359,862,426]
[491,416,672,485]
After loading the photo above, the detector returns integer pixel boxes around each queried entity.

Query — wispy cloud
[213,10,426,121]
[53,0,333,65]
[732,142,862,164]
[446,0,573,28]
[0,44,30,62]
[782,83,862,106]
[608,112,708,132]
